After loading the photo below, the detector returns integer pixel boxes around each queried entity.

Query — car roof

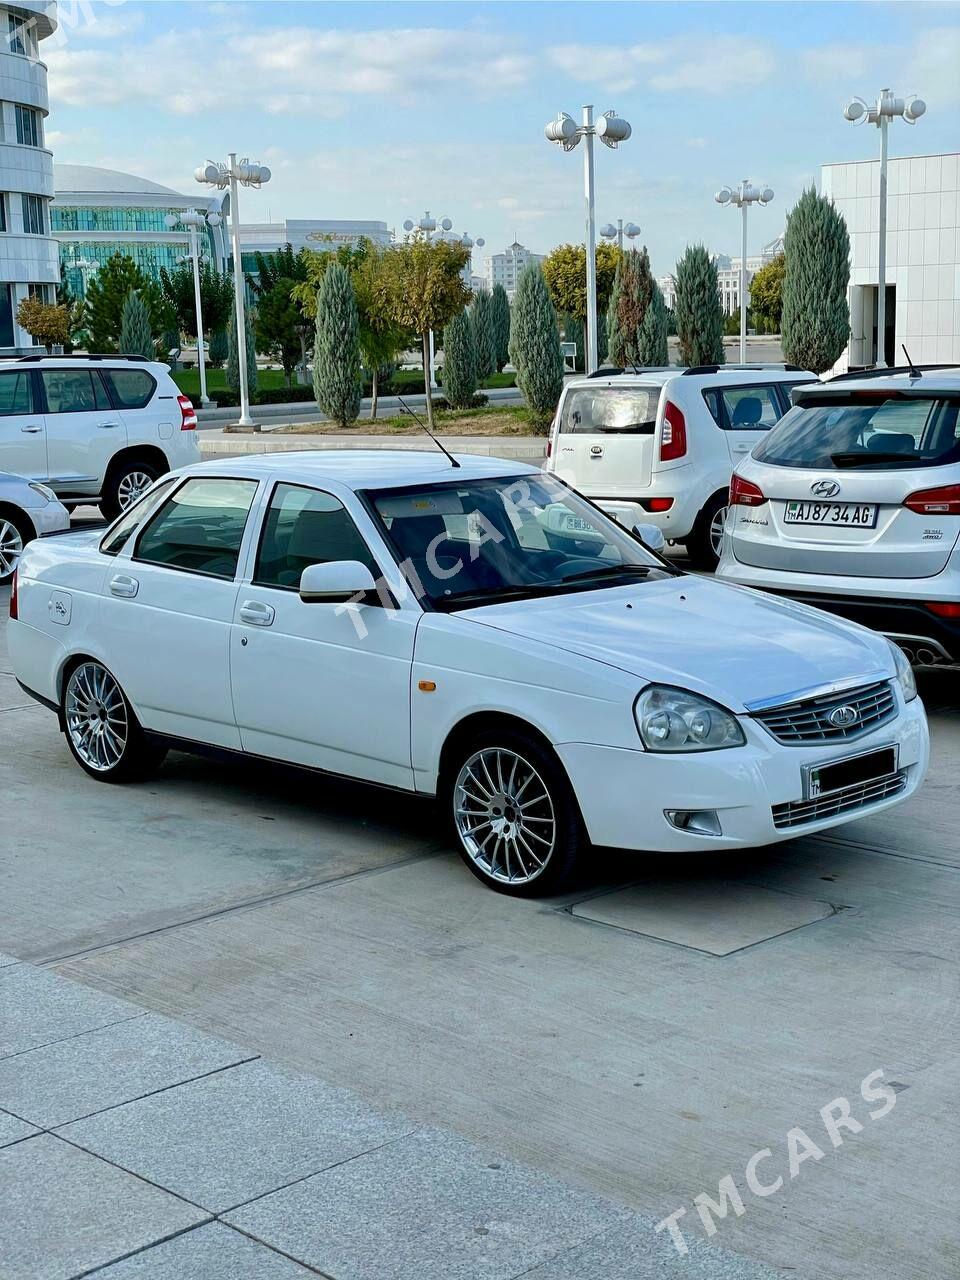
[0,354,169,371]
[819,367,960,393]
[563,365,816,392]
[187,449,540,491]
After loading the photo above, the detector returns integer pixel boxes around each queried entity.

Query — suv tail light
[904,484,960,515]
[729,473,767,507]
[925,601,960,619]
[659,401,687,461]
[178,394,197,431]
[9,569,17,620]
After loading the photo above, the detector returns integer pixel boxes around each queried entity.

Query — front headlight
[886,639,918,703]
[635,685,746,752]
[28,482,56,503]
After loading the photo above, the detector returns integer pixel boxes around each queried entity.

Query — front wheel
[63,660,167,782]
[446,729,585,896]
[686,493,728,570]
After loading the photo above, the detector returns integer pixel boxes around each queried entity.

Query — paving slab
[0,963,141,1059]
[226,1126,632,1280]
[59,1057,418,1213]
[0,670,33,712]
[569,880,836,955]
[0,1108,39,1148]
[0,1133,208,1280]
[92,1222,316,1278]
[0,1012,255,1128]
[0,951,20,967]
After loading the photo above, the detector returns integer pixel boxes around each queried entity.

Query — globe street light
[195,155,271,428]
[843,89,926,368]
[600,220,641,252]
[714,180,774,363]
[165,208,222,408]
[401,213,484,388]
[545,106,631,373]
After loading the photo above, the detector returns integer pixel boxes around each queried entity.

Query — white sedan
[9,450,929,895]
[0,471,70,582]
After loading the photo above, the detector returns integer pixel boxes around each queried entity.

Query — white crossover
[8,450,928,895]
[0,470,69,581]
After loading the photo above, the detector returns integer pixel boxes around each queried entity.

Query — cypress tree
[312,261,362,428]
[226,298,258,395]
[490,282,511,371]
[781,188,851,373]
[605,257,625,365]
[674,245,724,367]
[637,282,669,366]
[442,308,478,409]
[469,287,496,384]
[607,247,654,368]
[508,264,564,427]
[208,326,228,369]
[119,290,155,359]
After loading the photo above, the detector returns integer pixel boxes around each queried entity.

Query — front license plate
[805,746,898,799]
[784,500,878,528]
[558,514,595,534]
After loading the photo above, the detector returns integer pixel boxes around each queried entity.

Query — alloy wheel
[65,663,128,772]
[117,471,155,508]
[0,518,23,581]
[454,747,557,886]
[709,504,728,559]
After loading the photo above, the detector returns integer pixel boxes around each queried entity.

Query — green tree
[312,262,362,428]
[255,278,303,384]
[55,281,87,353]
[208,327,228,369]
[674,245,724,367]
[541,241,621,358]
[509,264,564,428]
[442,308,478,409]
[158,260,234,344]
[490,282,511,371]
[606,246,654,368]
[16,297,70,352]
[85,252,169,352]
[371,234,471,427]
[749,253,785,331]
[636,282,669,366]
[226,298,258,396]
[782,190,850,373]
[119,290,155,359]
[469,287,496,384]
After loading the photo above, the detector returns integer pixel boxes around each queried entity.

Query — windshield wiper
[830,450,922,467]
[557,564,658,585]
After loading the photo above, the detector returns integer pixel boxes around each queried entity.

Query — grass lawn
[171,366,517,400]
[273,405,545,437]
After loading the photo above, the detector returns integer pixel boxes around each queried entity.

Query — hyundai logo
[811,479,841,499]
[828,705,860,728]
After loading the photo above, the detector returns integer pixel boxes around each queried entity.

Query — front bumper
[31,499,71,537]
[556,693,928,852]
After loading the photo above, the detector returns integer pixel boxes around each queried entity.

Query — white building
[715,237,784,316]
[484,241,545,300]
[0,2,60,351]
[240,219,391,258]
[821,152,959,369]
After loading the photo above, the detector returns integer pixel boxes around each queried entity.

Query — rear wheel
[686,492,728,569]
[62,660,166,782]
[0,509,31,582]
[100,461,161,520]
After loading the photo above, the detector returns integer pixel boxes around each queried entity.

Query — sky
[44,0,960,280]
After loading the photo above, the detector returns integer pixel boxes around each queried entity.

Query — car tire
[686,492,728,570]
[0,507,33,583]
[62,660,167,783]
[444,727,586,896]
[100,461,161,520]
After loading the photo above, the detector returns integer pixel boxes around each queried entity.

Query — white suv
[717,366,960,668]
[0,355,200,519]
[544,363,816,566]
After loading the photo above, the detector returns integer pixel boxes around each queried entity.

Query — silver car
[0,472,70,582]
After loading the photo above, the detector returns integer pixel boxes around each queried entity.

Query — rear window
[559,386,660,434]
[104,369,156,410]
[754,395,960,470]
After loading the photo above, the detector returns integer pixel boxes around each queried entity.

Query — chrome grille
[772,771,907,830]
[752,681,896,745]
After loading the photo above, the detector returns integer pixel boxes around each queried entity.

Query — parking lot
[2,554,959,1278]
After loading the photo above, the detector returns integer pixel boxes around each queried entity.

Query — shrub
[442,309,478,409]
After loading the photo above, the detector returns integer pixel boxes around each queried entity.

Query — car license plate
[784,500,878,528]
[805,745,898,799]
[557,514,594,534]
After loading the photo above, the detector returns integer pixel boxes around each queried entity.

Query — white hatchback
[9,450,928,895]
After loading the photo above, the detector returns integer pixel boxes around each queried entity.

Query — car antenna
[902,344,922,379]
[396,396,461,468]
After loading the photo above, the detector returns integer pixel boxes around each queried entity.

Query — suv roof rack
[681,362,804,375]
[826,363,960,382]
[585,364,672,379]
[8,352,152,363]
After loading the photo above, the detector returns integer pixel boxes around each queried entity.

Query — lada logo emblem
[811,479,841,499]
[829,705,859,728]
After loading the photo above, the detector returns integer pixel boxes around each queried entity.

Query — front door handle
[109,574,139,599]
[98,422,120,430]
[20,425,42,434]
[239,600,275,627]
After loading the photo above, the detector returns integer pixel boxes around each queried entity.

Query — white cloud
[802,25,960,103]
[547,36,776,93]
[906,25,960,103]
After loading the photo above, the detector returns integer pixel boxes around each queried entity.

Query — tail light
[546,437,553,458]
[9,569,17,620]
[925,601,960,618]
[659,401,687,461]
[729,473,767,507]
[904,484,960,515]
[643,497,674,512]
[178,394,197,431]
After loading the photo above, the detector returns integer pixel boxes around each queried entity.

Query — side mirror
[633,522,666,553]
[299,560,377,604]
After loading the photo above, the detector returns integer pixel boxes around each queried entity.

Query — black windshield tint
[559,386,660,434]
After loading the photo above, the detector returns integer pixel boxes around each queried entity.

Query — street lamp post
[600,220,641,252]
[545,106,631,374]
[843,89,926,368]
[714,180,775,363]
[195,154,271,428]
[165,209,222,408]
[400,212,484,389]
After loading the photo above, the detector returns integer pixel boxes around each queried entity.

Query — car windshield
[754,394,960,470]
[559,386,661,434]
[367,473,676,611]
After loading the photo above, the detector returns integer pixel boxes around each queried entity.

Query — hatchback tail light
[903,484,960,515]
[729,474,767,507]
[659,401,687,461]
[9,569,17,620]
[178,394,197,431]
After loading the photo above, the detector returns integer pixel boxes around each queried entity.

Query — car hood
[460,575,894,710]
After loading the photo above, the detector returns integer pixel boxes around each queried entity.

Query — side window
[100,478,178,557]
[255,484,379,590]
[41,369,110,414]
[703,389,723,426]
[136,477,258,579]
[104,369,156,410]
[719,385,783,431]
[0,370,33,415]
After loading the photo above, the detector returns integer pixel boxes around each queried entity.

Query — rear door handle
[109,574,139,599]
[239,600,275,627]
[20,425,42,433]
[98,422,120,430]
